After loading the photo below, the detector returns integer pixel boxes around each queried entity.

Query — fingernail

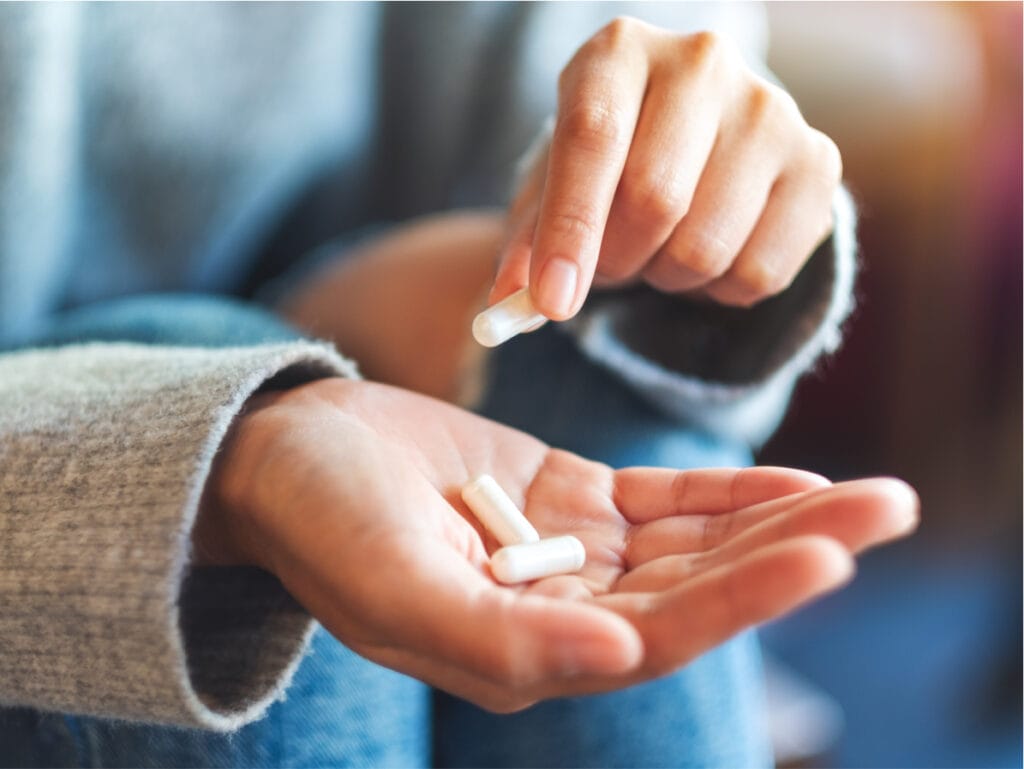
[536,258,578,317]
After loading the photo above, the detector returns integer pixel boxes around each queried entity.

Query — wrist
[192,378,370,571]
[281,211,504,401]
[192,389,299,570]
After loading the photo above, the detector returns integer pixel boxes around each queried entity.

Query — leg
[4,293,305,350]
[44,630,430,769]
[434,326,771,768]
[0,295,432,769]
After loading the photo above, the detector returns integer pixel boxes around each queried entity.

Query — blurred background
[754,3,1022,767]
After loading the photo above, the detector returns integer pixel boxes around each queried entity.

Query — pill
[490,535,587,585]
[461,474,540,546]
[472,287,548,347]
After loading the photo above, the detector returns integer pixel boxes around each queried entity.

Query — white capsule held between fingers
[490,535,587,585]
[461,474,540,547]
[472,287,548,347]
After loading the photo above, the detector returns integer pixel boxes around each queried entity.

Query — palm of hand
[223,378,916,712]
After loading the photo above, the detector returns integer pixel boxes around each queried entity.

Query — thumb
[364,538,645,684]
[489,123,550,306]
[489,202,538,305]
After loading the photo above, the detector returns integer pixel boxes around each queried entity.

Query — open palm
[205,377,917,712]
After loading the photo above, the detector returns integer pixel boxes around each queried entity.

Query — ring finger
[641,125,780,293]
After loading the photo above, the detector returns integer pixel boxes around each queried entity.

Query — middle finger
[595,70,721,283]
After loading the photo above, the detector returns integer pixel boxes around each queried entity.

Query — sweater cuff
[0,341,357,730]
[563,186,858,447]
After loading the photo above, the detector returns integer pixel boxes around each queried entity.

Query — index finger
[529,29,648,320]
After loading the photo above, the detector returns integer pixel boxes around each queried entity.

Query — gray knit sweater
[0,4,855,730]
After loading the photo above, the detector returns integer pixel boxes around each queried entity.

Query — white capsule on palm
[461,474,540,546]
[472,287,548,347]
[490,535,587,585]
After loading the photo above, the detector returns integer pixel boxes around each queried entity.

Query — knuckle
[564,16,641,88]
[809,130,843,185]
[734,259,792,302]
[742,82,776,128]
[547,204,602,245]
[672,231,733,280]
[559,101,630,154]
[743,81,799,134]
[619,166,691,230]
[594,16,643,50]
[685,30,727,65]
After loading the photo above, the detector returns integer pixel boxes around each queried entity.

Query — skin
[281,210,503,402]
[196,20,914,713]
[491,19,843,314]
[195,378,918,713]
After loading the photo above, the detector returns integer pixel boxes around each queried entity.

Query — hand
[195,378,917,712]
[280,211,504,402]
[492,18,843,317]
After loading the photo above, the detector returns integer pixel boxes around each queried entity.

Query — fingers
[613,465,830,524]
[501,24,840,317]
[620,479,919,591]
[490,141,549,304]
[601,536,854,676]
[622,479,921,573]
[623,497,801,569]
[329,536,643,687]
[640,109,779,293]
[703,133,842,307]
[490,203,538,304]
[595,66,720,283]
[264,457,644,703]
[498,24,841,319]
[699,477,919,558]
[528,20,649,319]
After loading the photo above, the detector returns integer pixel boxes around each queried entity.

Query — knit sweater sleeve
[472,108,857,448]
[407,3,855,448]
[562,186,858,448]
[0,341,357,730]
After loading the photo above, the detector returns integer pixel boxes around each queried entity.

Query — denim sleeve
[0,295,359,730]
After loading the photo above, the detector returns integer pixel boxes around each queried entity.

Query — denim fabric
[0,296,768,768]
[442,326,768,769]
[1,294,304,351]
[0,634,430,769]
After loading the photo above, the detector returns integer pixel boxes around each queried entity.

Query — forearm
[278,210,504,402]
[0,340,356,729]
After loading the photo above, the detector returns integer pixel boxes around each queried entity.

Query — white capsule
[461,474,540,547]
[472,287,548,347]
[490,535,587,585]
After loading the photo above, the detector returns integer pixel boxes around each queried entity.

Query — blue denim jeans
[0,295,769,768]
